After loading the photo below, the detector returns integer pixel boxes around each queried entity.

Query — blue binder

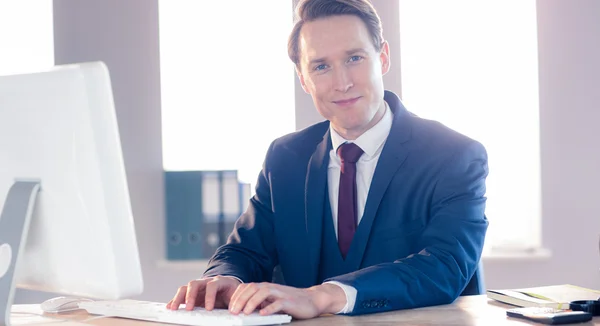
[165,170,250,260]
[165,171,204,260]
[200,170,239,257]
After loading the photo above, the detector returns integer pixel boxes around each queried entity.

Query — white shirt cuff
[324,281,357,314]
[201,275,243,284]
[221,275,244,284]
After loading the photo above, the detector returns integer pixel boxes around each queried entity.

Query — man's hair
[288,0,384,68]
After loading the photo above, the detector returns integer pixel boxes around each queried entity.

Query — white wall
[15,0,600,304]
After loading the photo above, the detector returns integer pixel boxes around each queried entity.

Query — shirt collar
[329,100,393,159]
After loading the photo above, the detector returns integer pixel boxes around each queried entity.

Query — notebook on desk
[487,284,600,309]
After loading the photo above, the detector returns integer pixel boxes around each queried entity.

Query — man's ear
[380,40,391,75]
[296,67,310,94]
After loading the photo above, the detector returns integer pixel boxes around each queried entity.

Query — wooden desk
[11,295,600,326]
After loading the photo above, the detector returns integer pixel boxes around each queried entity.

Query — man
[167,0,488,319]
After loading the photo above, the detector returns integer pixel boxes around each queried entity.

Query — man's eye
[315,64,328,71]
[349,55,363,62]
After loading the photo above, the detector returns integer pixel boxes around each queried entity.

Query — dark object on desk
[569,299,600,316]
[506,307,592,325]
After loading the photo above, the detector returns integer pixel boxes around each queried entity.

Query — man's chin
[331,121,369,135]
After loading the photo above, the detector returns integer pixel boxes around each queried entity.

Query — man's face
[297,14,390,140]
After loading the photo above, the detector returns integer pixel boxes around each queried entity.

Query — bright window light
[159,1,295,186]
[0,0,54,76]
[399,1,541,252]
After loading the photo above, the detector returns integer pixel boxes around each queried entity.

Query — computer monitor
[0,62,144,323]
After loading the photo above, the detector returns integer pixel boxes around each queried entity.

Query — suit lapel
[345,91,413,269]
[304,129,331,285]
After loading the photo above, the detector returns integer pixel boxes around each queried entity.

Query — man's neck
[334,101,388,141]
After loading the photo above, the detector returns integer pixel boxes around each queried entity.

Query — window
[0,1,54,76]
[399,1,541,253]
[158,1,295,186]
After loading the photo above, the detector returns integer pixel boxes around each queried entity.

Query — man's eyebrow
[308,57,327,66]
[346,48,367,55]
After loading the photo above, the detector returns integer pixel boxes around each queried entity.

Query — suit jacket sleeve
[326,140,489,315]
[202,142,278,283]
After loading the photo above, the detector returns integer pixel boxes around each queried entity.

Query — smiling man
[168,0,489,320]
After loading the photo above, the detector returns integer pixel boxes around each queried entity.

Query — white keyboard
[78,299,292,326]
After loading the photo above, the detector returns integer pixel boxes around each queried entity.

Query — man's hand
[166,276,241,311]
[228,282,347,319]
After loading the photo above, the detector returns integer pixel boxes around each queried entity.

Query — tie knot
[337,142,364,164]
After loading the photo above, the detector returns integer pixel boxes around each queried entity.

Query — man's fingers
[259,300,270,310]
[230,283,267,314]
[204,279,225,311]
[242,288,275,315]
[184,280,204,310]
[168,286,188,310]
[228,283,247,312]
[229,283,255,314]
[259,299,285,316]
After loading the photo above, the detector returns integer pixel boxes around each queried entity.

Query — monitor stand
[0,181,41,326]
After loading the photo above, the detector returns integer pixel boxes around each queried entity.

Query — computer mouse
[40,296,89,313]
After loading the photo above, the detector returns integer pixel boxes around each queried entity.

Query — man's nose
[333,67,353,93]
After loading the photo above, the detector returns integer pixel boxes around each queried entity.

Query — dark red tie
[337,142,364,259]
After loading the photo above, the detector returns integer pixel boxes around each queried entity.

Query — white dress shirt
[325,101,393,314]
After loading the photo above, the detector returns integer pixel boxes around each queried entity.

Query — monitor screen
[0,62,143,308]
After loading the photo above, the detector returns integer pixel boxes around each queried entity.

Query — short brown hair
[288,0,384,67]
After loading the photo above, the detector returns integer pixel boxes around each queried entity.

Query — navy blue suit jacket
[204,91,488,315]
